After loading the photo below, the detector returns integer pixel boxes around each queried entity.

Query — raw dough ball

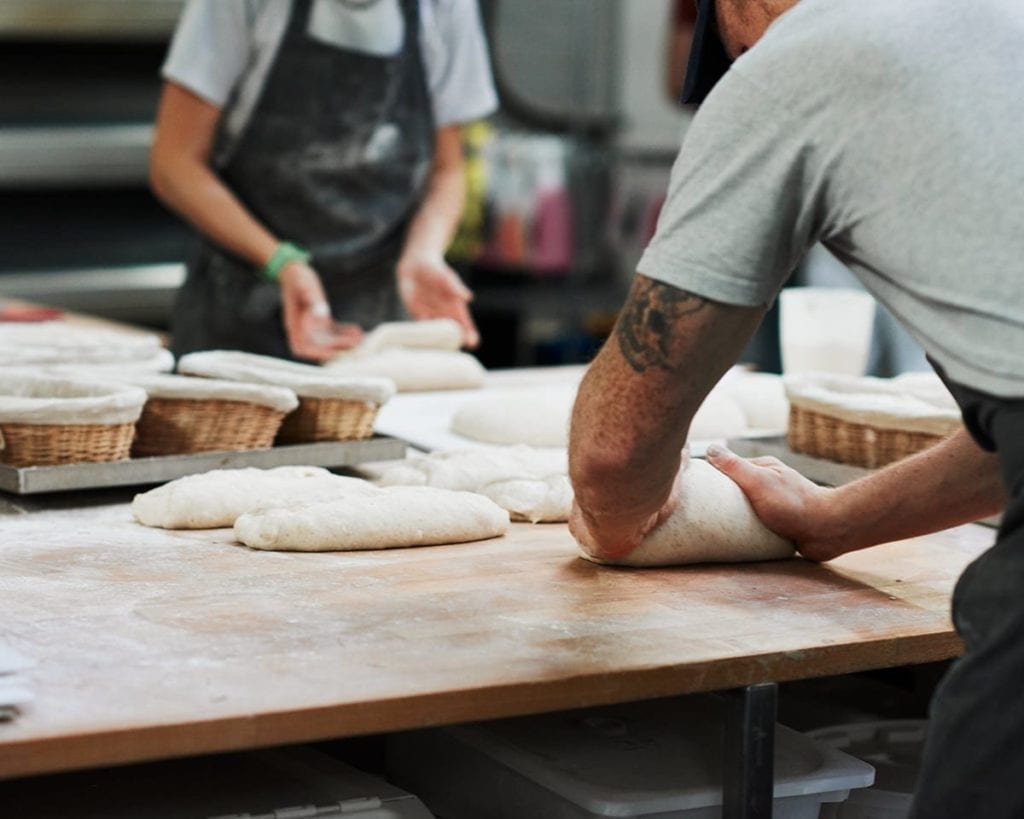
[449,381,754,448]
[451,385,576,447]
[579,459,794,567]
[132,466,376,529]
[688,390,749,440]
[722,373,790,431]
[234,486,510,551]
[325,348,485,392]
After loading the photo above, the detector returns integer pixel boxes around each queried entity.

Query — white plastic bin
[387,696,875,819]
[1,746,435,819]
[808,720,928,819]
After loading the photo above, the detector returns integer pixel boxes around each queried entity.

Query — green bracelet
[262,241,311,282]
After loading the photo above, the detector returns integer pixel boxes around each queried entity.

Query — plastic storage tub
[387,696,875,819]
[1,746,434,819]
[808,720,928,819]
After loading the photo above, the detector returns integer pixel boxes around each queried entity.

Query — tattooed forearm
[615,276,709,373]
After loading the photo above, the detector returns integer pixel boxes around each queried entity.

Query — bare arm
[569,274,765,559]
[150,81,278,268]
[396,124,479,347]
[708,427,1006,561]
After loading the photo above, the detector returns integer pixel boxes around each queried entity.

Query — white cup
[779,287,876,376]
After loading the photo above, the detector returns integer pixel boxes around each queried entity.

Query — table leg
[721,682,778,819]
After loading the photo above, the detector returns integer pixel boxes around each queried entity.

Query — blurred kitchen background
[0,0,755,369]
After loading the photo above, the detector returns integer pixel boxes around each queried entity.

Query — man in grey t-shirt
[568,1,1024,816]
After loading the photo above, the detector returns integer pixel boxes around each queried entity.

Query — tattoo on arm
[615,276,709,373]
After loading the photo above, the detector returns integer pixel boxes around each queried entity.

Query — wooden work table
[0,494,995,781]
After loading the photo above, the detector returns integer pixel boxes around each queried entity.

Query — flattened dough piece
[371,445,567,491]
[579,459,794,567]
[481,475,573,523]
[451,381,754,448]
[234,486,510,551]
[366,445,571,522]
[451,385,576,447]
[132,466,377,529]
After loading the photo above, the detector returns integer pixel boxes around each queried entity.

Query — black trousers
[909,376,1024,819]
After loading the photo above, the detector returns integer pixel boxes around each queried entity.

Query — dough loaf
[234,486,510,551]
[326,348,485,392]
[358,319,463,354]
[132,466,377,529]
[579,459,795,567]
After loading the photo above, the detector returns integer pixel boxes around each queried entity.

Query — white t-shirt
[162,0,498,128]
[639,0,1024,398]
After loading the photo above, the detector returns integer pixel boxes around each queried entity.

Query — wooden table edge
[0,629,963,780]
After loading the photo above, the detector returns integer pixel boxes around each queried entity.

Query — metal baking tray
[0,435,406,495]
[726,435,1001,529]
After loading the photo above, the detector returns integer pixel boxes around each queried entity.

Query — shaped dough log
[357,319,463,354]
[132,466,377,529]
[234,486,510,551]
[579,459,795,567]
[325,348,485,392]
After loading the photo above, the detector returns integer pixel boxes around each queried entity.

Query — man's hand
[279,262,363,362]
[705,444,844,561]
[397,254,479,348]
[570,455,688,562]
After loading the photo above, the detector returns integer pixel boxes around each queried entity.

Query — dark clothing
[172,0,434,359]
[910,374,1024,819]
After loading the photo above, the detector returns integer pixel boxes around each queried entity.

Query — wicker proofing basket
[275,397,380,444]
[787,404,946,469]
[0,422,135,467]
[131,398,288,457]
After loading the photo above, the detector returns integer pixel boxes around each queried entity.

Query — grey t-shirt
[639,0,1024,398]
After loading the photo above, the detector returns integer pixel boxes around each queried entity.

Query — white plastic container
[779,287,876,377]
[3,746,435,819]
[386,697,875,819]
[808,720,928,819]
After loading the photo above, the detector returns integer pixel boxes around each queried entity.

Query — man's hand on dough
[397,254,479,348]
[705,444,844,562]
[568,501,664,562]
[280,261,364,362]
[569,457,687,562]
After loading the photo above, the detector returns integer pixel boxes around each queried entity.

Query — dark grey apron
[171,0,435,359]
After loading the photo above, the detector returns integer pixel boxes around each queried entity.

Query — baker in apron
[152,0,496,361]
